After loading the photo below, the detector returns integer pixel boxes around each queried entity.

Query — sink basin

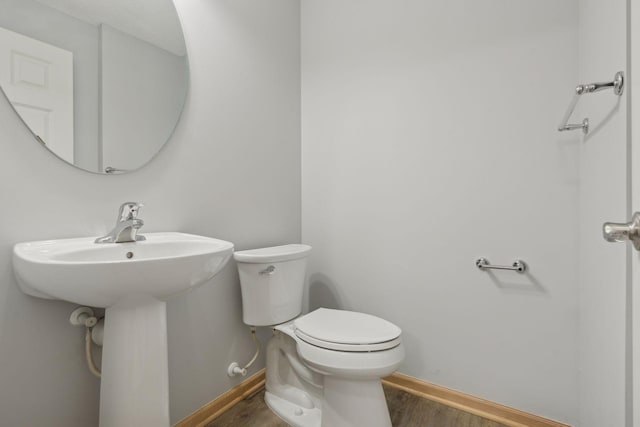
[12,231,234,427]
[13,232,234,307]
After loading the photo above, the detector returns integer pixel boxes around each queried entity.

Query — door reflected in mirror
[0,0,188,174]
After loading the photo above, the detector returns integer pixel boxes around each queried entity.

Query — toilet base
[321,376,392,427]
[265,390,321,427]
[264,320,400,427]
[265,378,392,427]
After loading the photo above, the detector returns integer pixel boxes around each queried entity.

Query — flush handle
[603,212,640,251]
[260,265,276,275]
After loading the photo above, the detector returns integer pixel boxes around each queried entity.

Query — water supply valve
[70,307,97,328]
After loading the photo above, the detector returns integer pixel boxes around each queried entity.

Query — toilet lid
[294,308,402,352]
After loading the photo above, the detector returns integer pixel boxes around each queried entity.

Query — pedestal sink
[12,232,234,427]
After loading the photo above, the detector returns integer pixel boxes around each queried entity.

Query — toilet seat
[293,308,402,352]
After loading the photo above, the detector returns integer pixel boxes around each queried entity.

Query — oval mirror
[0,0,188,174]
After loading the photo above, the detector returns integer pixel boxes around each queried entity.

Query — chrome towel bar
[476,258,527,273]
[558,71,624,134]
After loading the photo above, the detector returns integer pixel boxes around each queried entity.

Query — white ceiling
[33,0,186,56]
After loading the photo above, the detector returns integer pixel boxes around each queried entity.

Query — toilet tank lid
[233,244,312,263]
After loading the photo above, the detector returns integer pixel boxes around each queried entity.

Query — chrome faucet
[95,202,146,243]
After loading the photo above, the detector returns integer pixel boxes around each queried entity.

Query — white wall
[0,0,300,425]
[100,24,187,173]
[2,0,630,424]
[0,0,100,172]
[578,0,629,425]
[301,0,579,423]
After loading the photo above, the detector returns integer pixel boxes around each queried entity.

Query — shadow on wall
[483,270,548,296]
[307,273,347,312]
[583,97,621,140]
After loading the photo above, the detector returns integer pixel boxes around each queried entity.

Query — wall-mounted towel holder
[557,71,624,135]
[476,258,527,273]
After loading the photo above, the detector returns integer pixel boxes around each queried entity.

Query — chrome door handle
[603,212,640,250]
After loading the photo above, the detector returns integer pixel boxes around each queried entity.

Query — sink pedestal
[100,294,170,427]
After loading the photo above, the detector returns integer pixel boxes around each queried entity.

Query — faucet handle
[117,202,144,222]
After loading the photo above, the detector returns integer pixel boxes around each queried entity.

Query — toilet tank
[234,244,312,326]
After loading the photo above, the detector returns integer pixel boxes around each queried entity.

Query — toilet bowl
[234,245,405,427]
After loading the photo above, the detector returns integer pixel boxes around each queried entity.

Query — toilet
[234,244,405,427]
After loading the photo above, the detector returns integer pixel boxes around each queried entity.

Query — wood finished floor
[206,385,510,427]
